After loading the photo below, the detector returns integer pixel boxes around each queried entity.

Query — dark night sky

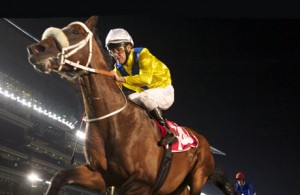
[1,13,300,194]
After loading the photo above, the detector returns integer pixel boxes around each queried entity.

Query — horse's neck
[80,66,122,121]
[79,42,153,136]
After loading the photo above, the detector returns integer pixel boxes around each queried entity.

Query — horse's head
[27,16,99,76]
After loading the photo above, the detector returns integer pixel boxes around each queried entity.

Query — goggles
[108,43,127,55]
[110,46,125,55]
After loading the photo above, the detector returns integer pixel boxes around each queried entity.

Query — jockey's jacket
[234,180,256,195]
[113,47,172,93]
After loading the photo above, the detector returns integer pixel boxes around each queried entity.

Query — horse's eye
[72,29,78,34]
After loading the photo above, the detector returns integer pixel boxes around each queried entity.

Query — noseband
[42,22,114,81]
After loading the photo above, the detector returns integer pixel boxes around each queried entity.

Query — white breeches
[128,84,175,111]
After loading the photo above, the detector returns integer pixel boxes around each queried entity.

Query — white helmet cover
[105,28,134,49]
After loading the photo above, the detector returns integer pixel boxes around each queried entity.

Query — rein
[82,85,128,123]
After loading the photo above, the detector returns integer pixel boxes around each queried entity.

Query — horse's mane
[93,27,115,71]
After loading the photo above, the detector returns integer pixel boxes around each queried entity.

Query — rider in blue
[234,172,256,195]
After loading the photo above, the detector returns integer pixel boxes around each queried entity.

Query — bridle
[42,21,127,122]
[41,21,113,81]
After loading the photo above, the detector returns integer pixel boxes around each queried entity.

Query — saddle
[153,119,198,152]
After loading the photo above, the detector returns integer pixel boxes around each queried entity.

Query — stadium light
[0,84,76,129]
[27,173,43,182]
[76,130,86,140]
[186,186,207,195]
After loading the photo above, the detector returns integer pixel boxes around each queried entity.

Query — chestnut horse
[26,16,235,195]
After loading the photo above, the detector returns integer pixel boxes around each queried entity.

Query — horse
[26,16,235,195]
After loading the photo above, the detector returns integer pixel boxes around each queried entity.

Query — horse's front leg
[46,164,106,195]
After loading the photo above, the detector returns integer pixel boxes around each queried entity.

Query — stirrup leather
[158,132,177,146]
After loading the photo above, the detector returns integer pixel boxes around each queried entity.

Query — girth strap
[152,146,173,194]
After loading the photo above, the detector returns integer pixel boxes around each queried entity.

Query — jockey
[105,28,177,146]
[234,172,257,195]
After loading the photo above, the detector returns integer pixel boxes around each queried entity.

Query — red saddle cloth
[153,120,199,152]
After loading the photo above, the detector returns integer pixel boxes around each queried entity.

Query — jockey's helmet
[236,172,245,180]
[105,28,134,50]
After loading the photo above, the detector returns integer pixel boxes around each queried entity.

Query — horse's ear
[85,16,98,32]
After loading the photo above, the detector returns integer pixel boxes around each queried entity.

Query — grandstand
[0,18,100,195]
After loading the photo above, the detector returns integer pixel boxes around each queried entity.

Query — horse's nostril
[29,45,45,54]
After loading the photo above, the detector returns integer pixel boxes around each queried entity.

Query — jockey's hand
[112,71,126,82]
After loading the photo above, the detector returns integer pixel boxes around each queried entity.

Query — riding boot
[149,107,178,146]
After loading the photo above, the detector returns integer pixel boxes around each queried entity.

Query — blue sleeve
[247,181,256,195]
[234,183,242,194]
